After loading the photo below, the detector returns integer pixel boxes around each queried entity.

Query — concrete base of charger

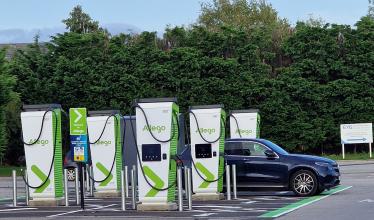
[94,191,121,198]
[192,192,224,201]
[28,197,65,206]
[136,202,178,211]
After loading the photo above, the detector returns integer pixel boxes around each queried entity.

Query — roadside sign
[340,123,373,159]
[70,108,88,163]
[340,123,373,144]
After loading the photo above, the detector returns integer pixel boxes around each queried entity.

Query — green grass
[323,152,373,161]
[0,166,25,177]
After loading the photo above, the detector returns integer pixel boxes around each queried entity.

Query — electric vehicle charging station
[189,105,226,200]
[87,110,123,197]
[21,104,65,206]
[134,98,179,211]
[229,109,260,138]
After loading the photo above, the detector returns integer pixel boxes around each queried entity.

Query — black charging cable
[228,113,242,138]
[21,109,58,189]
[86,114,119,183]
[129,104,181,191]
[185,110,227,183]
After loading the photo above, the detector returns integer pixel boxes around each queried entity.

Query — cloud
[0,23,142,44]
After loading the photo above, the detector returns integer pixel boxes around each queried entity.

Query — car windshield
[262,140,289,155]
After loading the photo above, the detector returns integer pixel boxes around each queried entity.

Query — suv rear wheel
[291,170,318,196]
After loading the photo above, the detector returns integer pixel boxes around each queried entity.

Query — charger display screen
[195,144,212,158]
[142,144,161,161]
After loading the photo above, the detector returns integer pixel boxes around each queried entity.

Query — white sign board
[340,123,373,144]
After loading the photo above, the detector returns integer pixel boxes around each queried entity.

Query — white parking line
[0,207,37,212]
[242,201,257,204]
[47,204,116,218]
[194,213,216,217]
[47,209,82,218]
[193,205,241,209]
[211,208,237,212]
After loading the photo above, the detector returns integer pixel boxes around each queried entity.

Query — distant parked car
[64,150,78,181]
[225,138,340,196]
[64,150,92,181]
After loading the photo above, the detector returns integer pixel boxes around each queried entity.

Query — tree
[62,5,103,34]
[0,49,17,163]
[369,0,374,18]
[198,0,291,75]
[279,19,374,152]
[199,0,287,30]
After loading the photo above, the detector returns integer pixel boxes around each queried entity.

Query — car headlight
[315,162,331,167]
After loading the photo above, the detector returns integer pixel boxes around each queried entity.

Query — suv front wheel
[291,170,318,196]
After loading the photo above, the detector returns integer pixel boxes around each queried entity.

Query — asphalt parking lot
[1,160,372,219]
[0,189,310,219]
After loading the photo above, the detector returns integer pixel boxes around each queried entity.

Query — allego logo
[96,140,112,146]
[235,129,253,135]
[196,128,216,135]
[143,125,166,133]
[28,139,49,146]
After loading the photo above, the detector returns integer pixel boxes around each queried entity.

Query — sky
[0,0,370,43]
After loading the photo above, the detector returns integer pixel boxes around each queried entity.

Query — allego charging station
[189,105,226,200]
[87,110,123,197]
[134,98,179,211]
[21,104,65,206]
[229,109,260,138]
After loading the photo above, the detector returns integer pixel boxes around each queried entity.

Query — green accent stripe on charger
[115,115,123,191]
[260,186,352,218]
[195,162,214,188]
[143,166,165,197]
[31,165,50,193]
[53,109,64,198]
[217,109,226,192]
[96,162,113,187]
[167,103,179,202]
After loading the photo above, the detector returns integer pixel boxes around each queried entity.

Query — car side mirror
[264,150,277,158]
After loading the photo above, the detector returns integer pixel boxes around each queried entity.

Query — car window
[225,141,268,156]
[225,142,245,156]
[244,142,267,156]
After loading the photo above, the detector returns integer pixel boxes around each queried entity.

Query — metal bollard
[132,165,137,201]
[131,168,136,210]
[75,167,80,205]
[232,164,237,199]
[81,166,85,194]
[186,168,192,210]
[184,167,188,199]
[89,166,94,197]
[177,167,183,212]
[121,170,126,211]
[124,166,129,197]
[85,165,89,192]
[24,170,29,206]
[64,169,69,206]
[225,164,231,200]
[12,170,17,207]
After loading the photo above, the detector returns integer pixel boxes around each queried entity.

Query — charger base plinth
[137,202,178,211]
[29,197,65,207]
[94,191,121,198]
[192,193,224,201]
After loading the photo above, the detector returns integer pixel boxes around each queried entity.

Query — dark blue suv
[225,138,340,196]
